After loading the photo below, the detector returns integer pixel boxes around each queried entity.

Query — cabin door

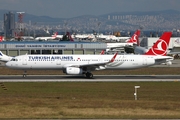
[56,59,61,65]
[22,56,27,65]
[143,57,147,65]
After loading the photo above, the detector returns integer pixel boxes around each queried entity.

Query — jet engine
[64,67,83,75]
[166,61,172,65]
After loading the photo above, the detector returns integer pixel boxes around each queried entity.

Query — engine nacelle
[166,61,172,65]
[65,67,83,75]
[134,46,148,54]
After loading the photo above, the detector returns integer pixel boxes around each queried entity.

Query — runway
[0,75,180,82]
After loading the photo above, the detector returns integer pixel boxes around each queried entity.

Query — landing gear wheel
[86,72,93,79]
[23,70,27,78]
[23,74,27,78]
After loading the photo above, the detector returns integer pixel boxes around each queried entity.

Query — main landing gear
[23,70,27,78]
[85,72,93,79]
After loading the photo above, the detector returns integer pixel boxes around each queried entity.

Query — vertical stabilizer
[144,32,172,56]
[126,30,141,44]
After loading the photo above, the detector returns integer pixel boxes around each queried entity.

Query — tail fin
[126,30,141,44]
[0,36,4,42]
[52,32,58,38]
[66,32,74,42]
[144,32,172,56]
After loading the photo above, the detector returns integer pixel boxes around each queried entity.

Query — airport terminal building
[0,41,107,56]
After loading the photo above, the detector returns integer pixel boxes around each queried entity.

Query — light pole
[134,86,140,100]
[64,21,68,34]
[97,22,101,42]
[33,22,36,38]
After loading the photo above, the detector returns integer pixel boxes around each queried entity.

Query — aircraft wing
[168,52,180,54]
[154,56,173,65]
[69,62,107,71]
[67,52,118,70]
[109,46,127,49]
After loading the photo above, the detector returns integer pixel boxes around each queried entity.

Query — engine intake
[166,61,172,65]
[65,67,83,75]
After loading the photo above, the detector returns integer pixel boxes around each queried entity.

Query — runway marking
[0,75,179,82]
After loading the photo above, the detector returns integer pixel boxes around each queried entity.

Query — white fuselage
[107,43,133,48]
[6,54,170,70]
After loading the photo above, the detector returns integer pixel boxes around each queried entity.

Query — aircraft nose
[5,62,11,67]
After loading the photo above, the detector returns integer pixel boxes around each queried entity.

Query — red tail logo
[144,32,172,56]
[152,39,167,55]
[126,30,140,43]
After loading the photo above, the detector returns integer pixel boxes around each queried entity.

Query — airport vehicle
[4,32,173,78]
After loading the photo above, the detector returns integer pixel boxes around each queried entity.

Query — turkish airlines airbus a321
[106,30,141,52]
[4,32,173,78]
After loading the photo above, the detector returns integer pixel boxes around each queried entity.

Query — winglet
[100,50,105,55]
[109,52,118,62]
[144,32,172,56]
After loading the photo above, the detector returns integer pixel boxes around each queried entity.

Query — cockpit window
[11,58,15,61]
[10,58,18,61]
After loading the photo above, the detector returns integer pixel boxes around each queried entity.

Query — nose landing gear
[23,70,27,78]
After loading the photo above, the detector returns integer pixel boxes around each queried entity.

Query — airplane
[74,34,96,41]
[97,30,140,42]
[4,32,173,78]
[97,34,117,41]
[106,30,141,52]
[35,32,58,41]
[0,36,4,42]
[55,34,63,39]
[14,32,34,40]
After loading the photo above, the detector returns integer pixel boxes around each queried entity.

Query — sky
[0,0,180,18]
